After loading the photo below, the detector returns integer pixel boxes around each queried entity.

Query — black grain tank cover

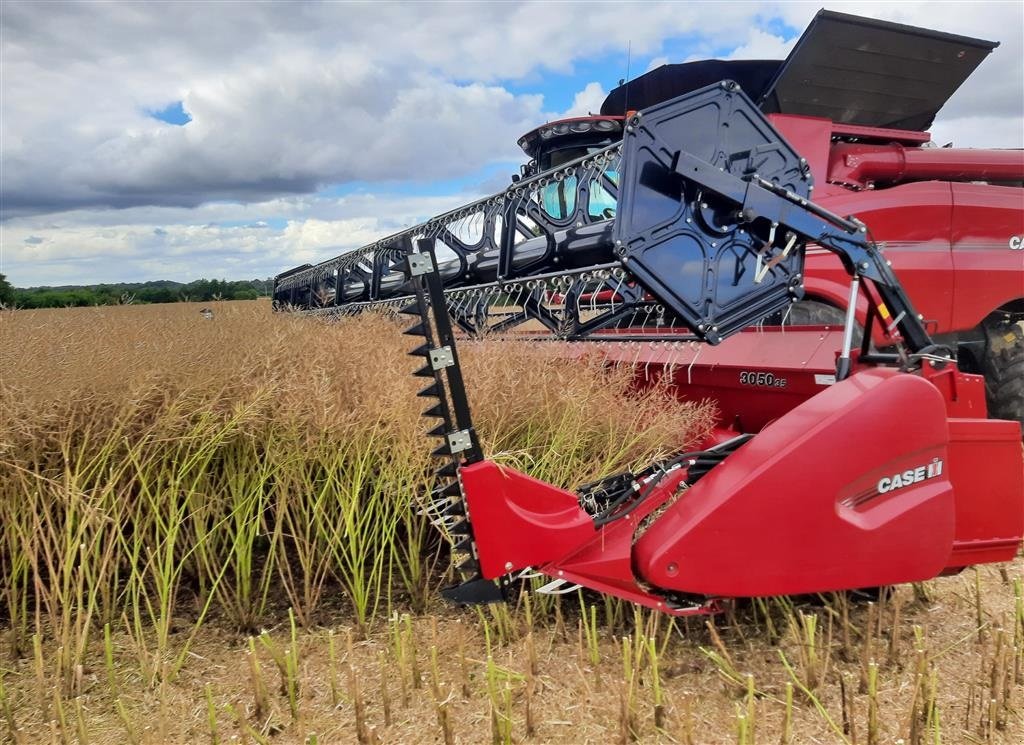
[602,10,997,133]
[758,10,998,131]
[600,60,781,116]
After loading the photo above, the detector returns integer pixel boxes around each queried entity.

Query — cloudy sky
[2,1,1021,287]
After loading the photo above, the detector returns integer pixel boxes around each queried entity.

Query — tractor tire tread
[982,320,1024,428]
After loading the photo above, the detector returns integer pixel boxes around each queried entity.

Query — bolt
[504,561,513,571]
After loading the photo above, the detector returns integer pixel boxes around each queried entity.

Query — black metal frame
[400,240,505,604]
[284,83,936,361]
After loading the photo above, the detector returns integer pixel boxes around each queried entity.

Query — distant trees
[9,278,273,309]
[0,273,13,306]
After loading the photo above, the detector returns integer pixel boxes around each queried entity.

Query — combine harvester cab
[274,11,1024,615]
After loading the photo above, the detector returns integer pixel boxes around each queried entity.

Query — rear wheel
[772,299,863,346]
[982,317,1024,428]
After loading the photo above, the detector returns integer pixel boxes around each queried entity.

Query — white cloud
[1,192,479,286]
[1,1,1021,286]
[561,83,608,118]
[725,29,795,60]
[0,1,781,217]
[646,56,670,72]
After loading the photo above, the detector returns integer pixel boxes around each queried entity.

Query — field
[1,300,1021,744]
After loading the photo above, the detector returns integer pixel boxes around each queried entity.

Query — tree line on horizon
[0,274,274,309]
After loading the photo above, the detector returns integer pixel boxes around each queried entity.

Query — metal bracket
[429,345,454,370]
[408,252,435,277]
[447,429,473,454]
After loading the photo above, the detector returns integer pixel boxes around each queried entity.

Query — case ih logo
[877,458,944,494]
[1010,235,1023,250]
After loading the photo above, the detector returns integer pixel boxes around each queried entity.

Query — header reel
[277,81,934,362]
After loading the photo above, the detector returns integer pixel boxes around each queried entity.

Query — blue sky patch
[148,100,192,126]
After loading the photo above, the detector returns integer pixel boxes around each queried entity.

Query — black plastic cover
[601,60,781,116]
[614,83,808,344]
[758,10,998,131]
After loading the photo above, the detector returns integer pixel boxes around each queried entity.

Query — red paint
[633,369,956,596]
[458,461,595,579]
[945,418,1024,568]
[950,183,1024,329]
[828,143,1024,189]
[456,339,1023,611]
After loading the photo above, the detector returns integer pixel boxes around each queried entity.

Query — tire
[780,299,847,327]
[776,299,863,346]
[982,318,1024,428]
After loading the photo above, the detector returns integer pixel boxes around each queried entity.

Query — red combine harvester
[274,11,1024,614]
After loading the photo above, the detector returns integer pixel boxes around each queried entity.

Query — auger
[276,11,1024,615]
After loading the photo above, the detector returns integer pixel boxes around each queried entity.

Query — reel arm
[617,103,938,358]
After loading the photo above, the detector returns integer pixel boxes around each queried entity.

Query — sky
[2,1,1022,288]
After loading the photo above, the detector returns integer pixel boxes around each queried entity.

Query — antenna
[622,40,632,116]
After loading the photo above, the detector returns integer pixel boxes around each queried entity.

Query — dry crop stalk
[326,630,339,708]
[345,630,370,745]
[204,682,219,745]
[378,650,392,727]
[859,602,877,693]
[429,645,454,745]
[247,636,270,719]
[780,681,793,745]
